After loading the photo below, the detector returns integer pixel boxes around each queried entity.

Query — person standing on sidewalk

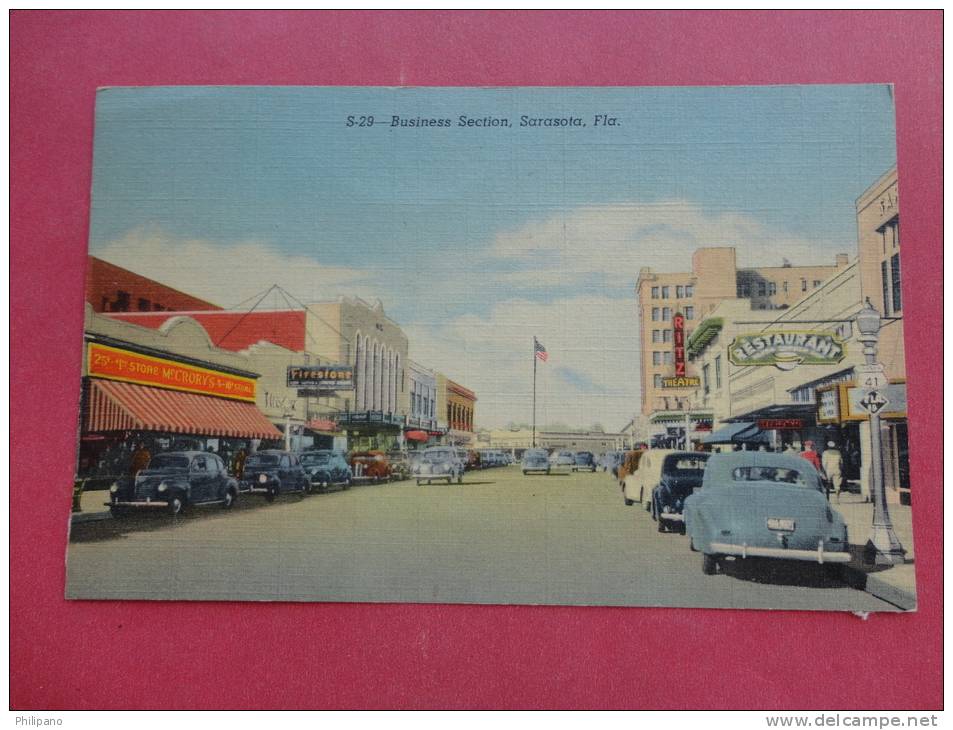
[799,440,822,473]
[821,441,844,502]
[129,441,151,478]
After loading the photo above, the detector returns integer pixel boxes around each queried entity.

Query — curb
[842,563,917,611]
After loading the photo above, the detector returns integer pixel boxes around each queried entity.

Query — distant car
[413,447,466,484]
[650,452,712,533]
[299,450,352,493]
[572,451,597,472]
[241,450,309,501]
[552,450,575,467]
[521,448,551,475]
[466,450,482,470]
[600,451,623,474]
[108,451,239,516]
[622,449,666,507]
[684,451,850,576]
[350,451,393,482]
[388,452,412,482]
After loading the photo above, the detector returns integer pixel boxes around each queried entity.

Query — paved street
[67,465,895,610]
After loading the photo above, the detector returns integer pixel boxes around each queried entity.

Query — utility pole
[532,338,537,448]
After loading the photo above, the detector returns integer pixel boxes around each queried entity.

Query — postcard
[66,85,915,611]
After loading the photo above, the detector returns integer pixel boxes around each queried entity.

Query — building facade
[445,379,477,446]
[487,429,627,456]
[86,256,221,313]
[635,246,851,439]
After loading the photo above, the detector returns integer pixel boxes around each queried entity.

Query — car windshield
[247,454,279,466]
[300,452,331,465]
[731,465,811,486]
[147,455,189,470]
[524,450,547,459]
[575,453,591,461]
[664,455,710,476]
[423,450,451,462]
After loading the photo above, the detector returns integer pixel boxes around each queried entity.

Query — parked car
[684,451,851,575]
[572,451,597,472]
[552,450,575,468]
[350,451,393,482]
[600,450,623,474]
[521,448,551,475]
[388,452,412,482]
[465,450,482,470]
[241,449,309,501]
[299,450,352,493]
[108,451,239,516]
[650,452,712,532]
[413,447,466,484]
[617,449,646,486]
[622,449,670,507]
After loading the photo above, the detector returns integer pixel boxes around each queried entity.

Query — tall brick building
[86,256,221,313]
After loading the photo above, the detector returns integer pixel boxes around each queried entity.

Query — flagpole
[532,338,537,448]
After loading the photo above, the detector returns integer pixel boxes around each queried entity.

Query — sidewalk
[834,492,917,610]
[70,488,113,524]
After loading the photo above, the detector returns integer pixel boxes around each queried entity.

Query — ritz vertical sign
[673,312,686,377]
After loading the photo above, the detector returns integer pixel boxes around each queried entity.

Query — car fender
[160,478,191,498]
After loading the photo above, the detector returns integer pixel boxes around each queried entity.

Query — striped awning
[85,379,282,440]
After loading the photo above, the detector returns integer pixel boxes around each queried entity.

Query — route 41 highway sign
[859,389,890,415]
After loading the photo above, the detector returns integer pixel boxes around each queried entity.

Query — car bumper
[105,500,168,508]
[709,541,850,563]
[659,513,684,522]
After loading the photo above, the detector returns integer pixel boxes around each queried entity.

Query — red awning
[404,430,430,442]
[85,379,282,440]
[306,418,340,433]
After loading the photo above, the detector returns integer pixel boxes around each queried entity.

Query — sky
[88,85,897,430]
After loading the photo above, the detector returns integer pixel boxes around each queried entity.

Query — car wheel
[222,489,235,509]
[522,470,528,475]
[416,479,422,486]
[168,495,184,516]
[457,473,463,484]
[109,505,127,518]
[623,497,634,506]
[657,515,667,533]
[546,468,550,475]
[676,522,686,535]
[702,553,720,575]
[689,536,698,552]
[265,488,276,503]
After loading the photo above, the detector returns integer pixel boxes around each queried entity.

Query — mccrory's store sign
[728,331,845,371]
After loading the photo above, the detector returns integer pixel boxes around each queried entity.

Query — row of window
[410,384,436,420]
[650,306,694,322]
[880,217,900,256]
[881,252,902,316]
[101,290,172,313]
[650,284,694,300]
[737,279,821,298]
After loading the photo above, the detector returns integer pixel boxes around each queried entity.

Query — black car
[572,451,597,472]
[240,450,309,502]
[299,450,352,493]
[650,452,711,533]
[107,451,239,516]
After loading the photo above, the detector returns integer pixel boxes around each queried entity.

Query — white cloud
[405,296,640,431]
[92,225,379,309]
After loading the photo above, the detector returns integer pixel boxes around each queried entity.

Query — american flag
[534,338,548,362]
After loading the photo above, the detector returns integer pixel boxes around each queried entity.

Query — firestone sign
[287,365,355,390]
[728,331,845,371]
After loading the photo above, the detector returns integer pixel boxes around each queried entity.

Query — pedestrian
[232,445,248,480]
[799,440,822,473]
[129,441,151,477]
[822,441,844,502]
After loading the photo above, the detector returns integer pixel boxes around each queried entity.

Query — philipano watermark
[766,715,940,728]
[14,719,63,727]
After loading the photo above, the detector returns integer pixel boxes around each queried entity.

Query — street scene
[68,86,915,610]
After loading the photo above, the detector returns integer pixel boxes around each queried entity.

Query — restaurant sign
[728,331,845,370]
[87,342,256,402]
[287,364,354,390]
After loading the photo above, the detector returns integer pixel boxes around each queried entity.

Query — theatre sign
[728,331,845,371]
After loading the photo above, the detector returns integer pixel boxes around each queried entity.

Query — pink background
[10,11,942,709]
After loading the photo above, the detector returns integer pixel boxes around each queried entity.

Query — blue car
[299,450,352,493]
[521,448,551,475]
[684,452,850,575]
[240,450,309,502]
[572,451,597,472]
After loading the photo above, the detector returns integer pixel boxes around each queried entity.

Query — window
[661,286,670,299]
[653,374,662,388]
[676,285,684,298]
[715,355,722,389]
[737,283,748,297]
[114,290,130,312]
[651,286,659,298]
[801,278,807,292]
[652,352,662,366]
[685,285,694,297]
[652,307,660,322]
[757,282,767,297]
[652,330,661,343]
[813,280,822,288]
[663,352,673,365]
[767,282,777,296]
[891,253,902,313]
[881,260,890,315]
[662,329,672,343]
[702,364,711,395]
[684,306,694,320]
[782,281,788,293]
[137,298,151,311]
[662,307,671,321]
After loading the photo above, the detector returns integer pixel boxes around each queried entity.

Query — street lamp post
[855,300,906,566]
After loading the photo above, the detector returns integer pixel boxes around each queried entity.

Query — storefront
[78,335,281,488]
[335,410,406,452]
[648,410,713,449]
